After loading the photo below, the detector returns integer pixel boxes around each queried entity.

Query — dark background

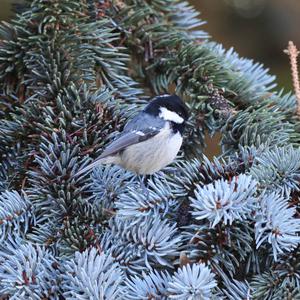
[191,0,300,90]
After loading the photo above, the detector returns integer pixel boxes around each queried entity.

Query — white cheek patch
[159,107,184,124]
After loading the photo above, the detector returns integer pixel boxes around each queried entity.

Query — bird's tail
[75,156,116,177]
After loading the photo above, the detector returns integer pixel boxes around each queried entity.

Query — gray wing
[124,112,165,132]
[99,113,164,159]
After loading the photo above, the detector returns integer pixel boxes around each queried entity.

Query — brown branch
[284,41,300,116]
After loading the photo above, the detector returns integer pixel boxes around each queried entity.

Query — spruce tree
[0,0,300,299]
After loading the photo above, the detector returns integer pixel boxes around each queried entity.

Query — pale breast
[120,124,182,175]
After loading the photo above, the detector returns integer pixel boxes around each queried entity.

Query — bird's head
[144,95,189,129]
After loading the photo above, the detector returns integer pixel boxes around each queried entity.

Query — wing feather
[99,127,160,159]
[99,112,164,158]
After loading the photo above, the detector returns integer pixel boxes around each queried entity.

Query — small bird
[76,94,189,177]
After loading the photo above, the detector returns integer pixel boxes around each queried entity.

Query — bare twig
[284,41,300,116]
[179,251,190,267]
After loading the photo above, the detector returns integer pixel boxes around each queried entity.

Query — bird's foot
[139,175,150,199]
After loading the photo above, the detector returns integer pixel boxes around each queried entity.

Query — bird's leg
[138,175,150,198]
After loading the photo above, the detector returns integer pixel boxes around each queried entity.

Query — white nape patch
[157,94,171,98]
[159,107,184,124]
[132,130,145,136]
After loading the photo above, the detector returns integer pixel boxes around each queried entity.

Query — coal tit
[76,94,189,176]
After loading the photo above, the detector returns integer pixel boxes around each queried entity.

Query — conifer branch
[0,0,300,298]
